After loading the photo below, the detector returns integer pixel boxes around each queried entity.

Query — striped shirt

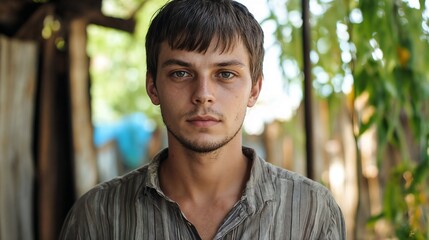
[60,147,345,239]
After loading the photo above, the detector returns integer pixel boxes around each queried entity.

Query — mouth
[186,115,221,127]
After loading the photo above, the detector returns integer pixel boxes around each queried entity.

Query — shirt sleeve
[59,200,89,239]
[324,195,346,240]
[59,189,108,240]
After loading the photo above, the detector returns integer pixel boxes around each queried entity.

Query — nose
[192,76,215,105]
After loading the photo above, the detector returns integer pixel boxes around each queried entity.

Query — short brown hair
[145,0,264,85]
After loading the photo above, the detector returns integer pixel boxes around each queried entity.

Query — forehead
[158,39,250,65]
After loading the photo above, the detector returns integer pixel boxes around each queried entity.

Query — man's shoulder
[77,164,151,205]
[259,158,332,197]
[254,157,346,239]
[59,165,153,239]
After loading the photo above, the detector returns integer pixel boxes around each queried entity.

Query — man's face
[146,40,261,153]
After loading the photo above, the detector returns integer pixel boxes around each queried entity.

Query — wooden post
[0,35,37,240]
[37,31,61,240]
[302,0,314,179]
[69,18,98,197]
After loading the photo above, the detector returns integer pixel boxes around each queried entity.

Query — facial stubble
[162,109,244,154]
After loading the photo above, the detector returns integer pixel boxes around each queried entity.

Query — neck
[159,138,250,203]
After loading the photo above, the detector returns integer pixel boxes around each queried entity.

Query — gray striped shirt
[60,147,345,239]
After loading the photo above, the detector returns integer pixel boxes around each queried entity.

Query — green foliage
[88,0,168,124]
[352,0,429,238]
[352,0,429,237]
[268,0,429,238]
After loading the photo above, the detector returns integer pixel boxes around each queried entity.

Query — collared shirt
[60,147,346,240]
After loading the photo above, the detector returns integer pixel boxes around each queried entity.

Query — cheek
[232,102,248,122]
[230,92,251,108]
[157,86,183,108]
[160,99,177,114]
[158,94,186,119]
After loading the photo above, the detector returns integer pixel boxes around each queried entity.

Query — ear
[247,75,262,107]
[146,72,160,105]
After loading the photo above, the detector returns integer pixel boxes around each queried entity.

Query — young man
[60,0,346,239]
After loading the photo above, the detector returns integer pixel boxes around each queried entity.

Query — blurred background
[0,0,428,239]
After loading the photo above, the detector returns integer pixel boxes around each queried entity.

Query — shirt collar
[241,147,276,214]
[143,147,276,213]
[144,148,170,200]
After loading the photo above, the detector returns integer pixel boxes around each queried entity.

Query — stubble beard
[164,119,243,154]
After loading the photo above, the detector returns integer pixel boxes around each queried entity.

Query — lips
[186,115,220,127]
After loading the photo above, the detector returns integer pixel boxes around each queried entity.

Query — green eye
[219,72,235,79]
[171,71,190,78]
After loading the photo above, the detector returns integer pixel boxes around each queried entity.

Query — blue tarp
[94,113,154,169]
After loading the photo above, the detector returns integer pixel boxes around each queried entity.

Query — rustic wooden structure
[0,35,37,240]
[0,0,137,239]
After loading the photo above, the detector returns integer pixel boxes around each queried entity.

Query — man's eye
[218,72,235,79]
[171,71,190,78]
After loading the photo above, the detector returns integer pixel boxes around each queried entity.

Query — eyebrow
[216,60,246,68]
[161,59,191,68]
[161,59,246,68]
